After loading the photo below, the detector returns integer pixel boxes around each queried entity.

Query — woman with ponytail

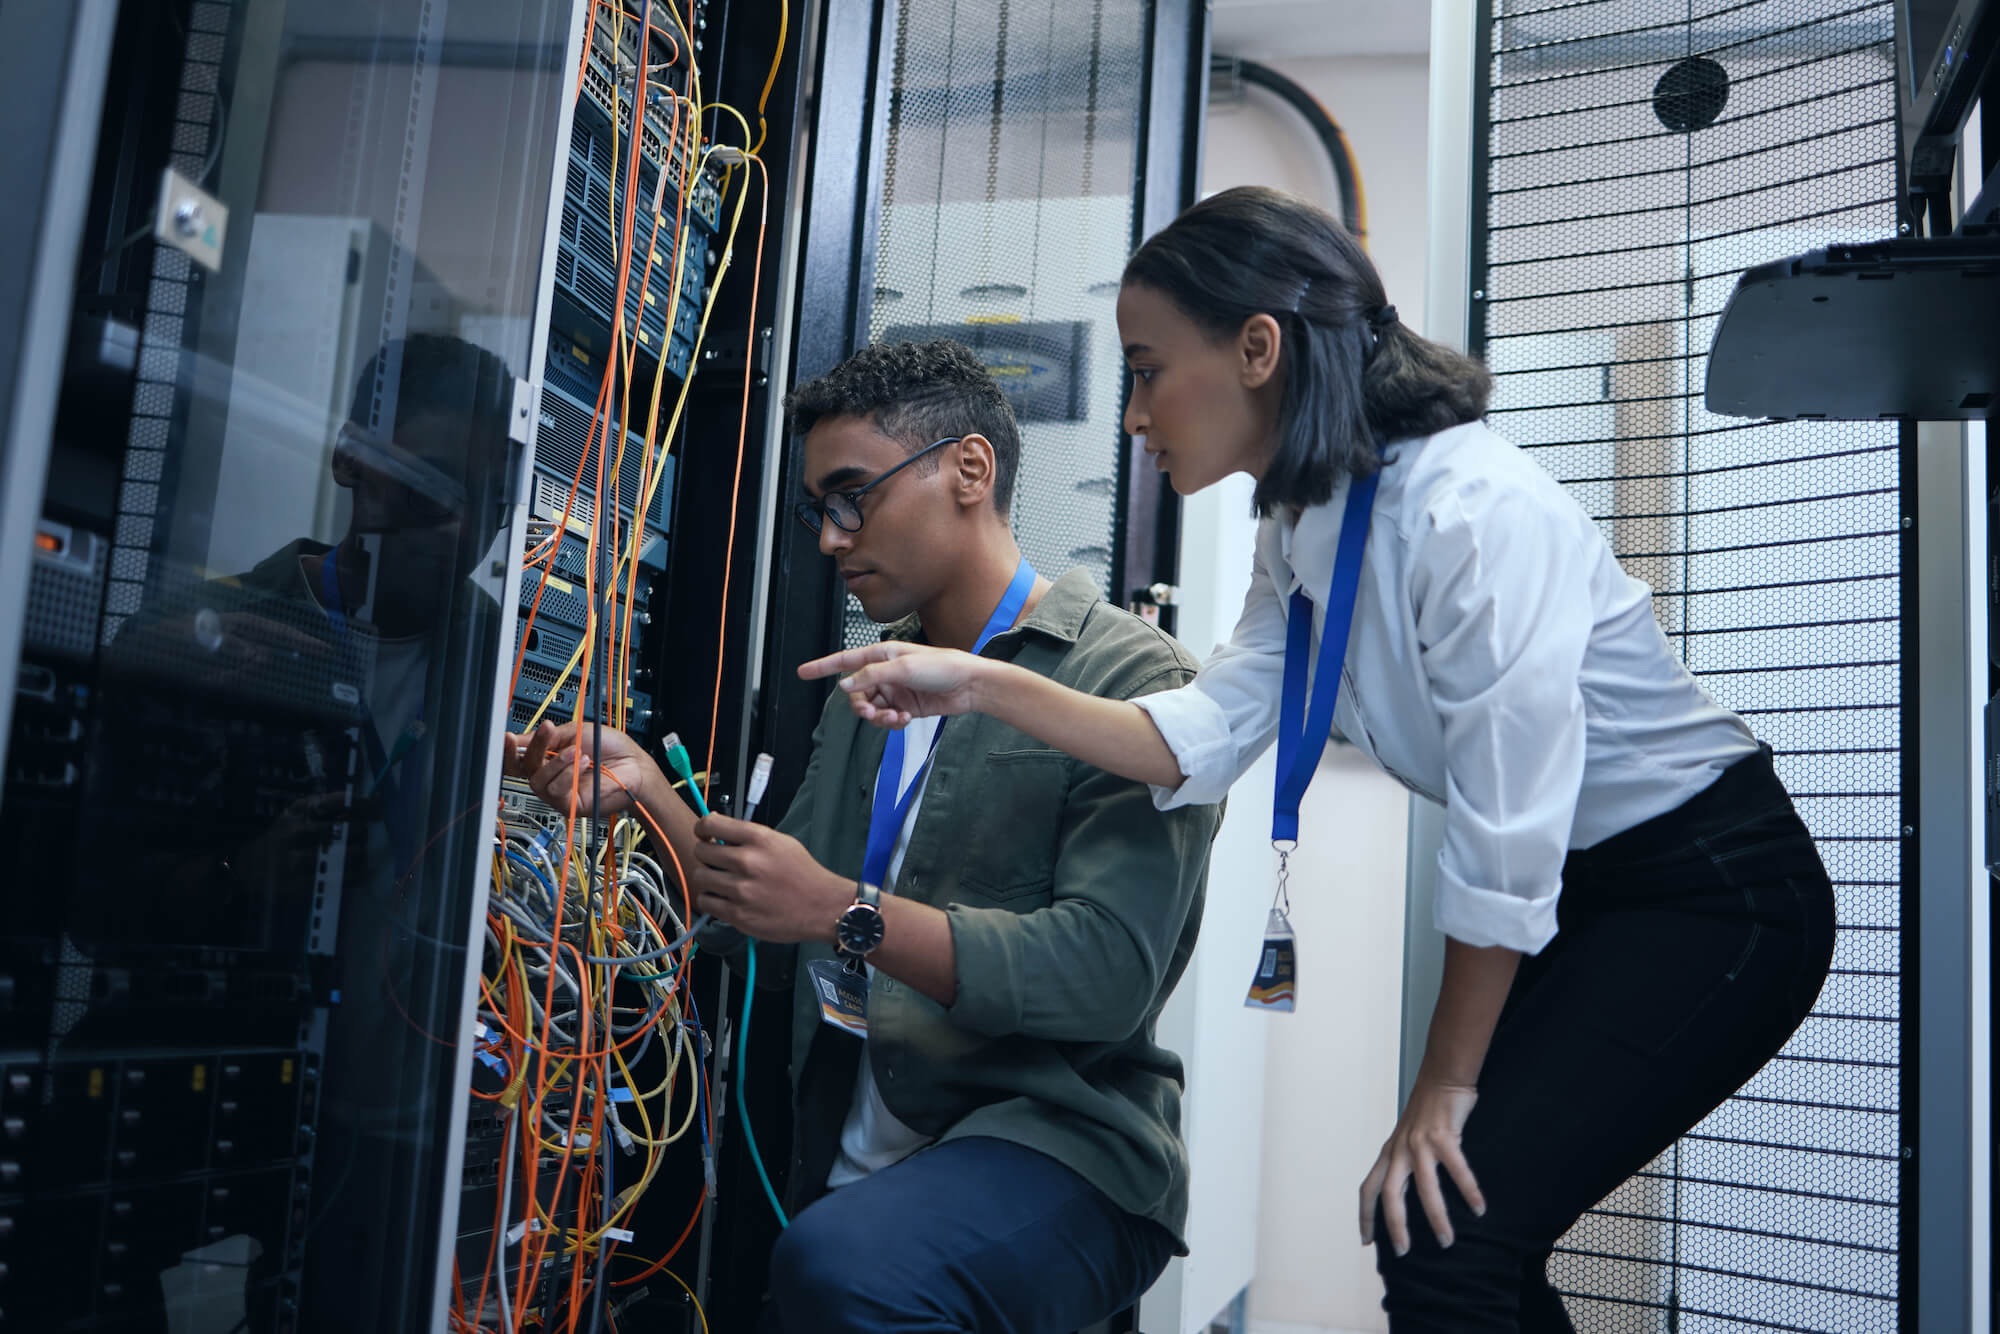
[802,186,1834,1333]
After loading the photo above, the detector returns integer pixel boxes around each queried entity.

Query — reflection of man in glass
[85,333,516,1333]
[288,336,517,876]
[292,333,517,1334]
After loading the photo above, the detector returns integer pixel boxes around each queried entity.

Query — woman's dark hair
[1122,185,1492,515]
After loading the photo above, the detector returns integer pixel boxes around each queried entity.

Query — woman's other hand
[1360,1077,1485,1256]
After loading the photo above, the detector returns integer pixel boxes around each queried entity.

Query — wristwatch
[835,882,886,960]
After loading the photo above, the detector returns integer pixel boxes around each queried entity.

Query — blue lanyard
[862,558,1038,888]
[318,547,350,641]
[1273,474,1378,846]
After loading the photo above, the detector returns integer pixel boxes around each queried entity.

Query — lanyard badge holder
[1246,473,1377,1013]
[1246,863,1299,1012]
[810,950,873,1036]
[810,558,1041,1036]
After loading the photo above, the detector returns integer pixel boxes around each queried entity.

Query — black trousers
[1376,743,1836,1333]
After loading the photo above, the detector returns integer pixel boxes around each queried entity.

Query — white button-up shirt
[1136,421,1757,954]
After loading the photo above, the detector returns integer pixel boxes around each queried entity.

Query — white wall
[1200,53,1431,1334]
[205,216,374,576]
[1141,469,1279,1334]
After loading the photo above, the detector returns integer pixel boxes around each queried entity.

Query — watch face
[836,902,885,955]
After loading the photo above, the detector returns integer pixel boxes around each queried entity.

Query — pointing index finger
[797,642,904,680]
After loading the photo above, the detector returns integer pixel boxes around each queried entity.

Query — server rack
[0,1,581,1329]
[0,0,814,1327]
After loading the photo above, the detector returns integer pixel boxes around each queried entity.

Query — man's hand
[504,720,665,817]
[688,814,853,944]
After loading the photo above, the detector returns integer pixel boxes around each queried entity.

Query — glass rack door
[0,1,575,1329]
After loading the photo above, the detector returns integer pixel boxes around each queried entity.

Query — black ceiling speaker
[1653,55,1730,131]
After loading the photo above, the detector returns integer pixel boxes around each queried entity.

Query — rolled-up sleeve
[1413,483,1590,955]
[1134,543,1289,809]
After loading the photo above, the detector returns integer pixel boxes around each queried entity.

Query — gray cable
[497,1108,519,1334]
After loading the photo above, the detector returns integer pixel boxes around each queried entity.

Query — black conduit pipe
[1229,57,1367,243]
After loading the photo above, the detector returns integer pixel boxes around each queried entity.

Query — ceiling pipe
[1211,54,1367,243]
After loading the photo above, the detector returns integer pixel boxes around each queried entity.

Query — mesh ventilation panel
[1475,2,1902,1329]
[844,0,1151,648]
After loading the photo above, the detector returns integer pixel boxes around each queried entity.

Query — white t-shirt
[825,714,941,1188]
[368,634,430,762]
[297,555,429,793]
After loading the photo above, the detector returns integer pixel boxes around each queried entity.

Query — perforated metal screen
[1474,2,1905,1328]
[845,0,1151,648]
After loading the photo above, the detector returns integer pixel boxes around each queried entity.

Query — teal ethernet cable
[740,941,788,1227]
[659,731,711,817]
[663,736,788,1227]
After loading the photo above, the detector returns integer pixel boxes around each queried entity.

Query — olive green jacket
[761,568,1221,1248]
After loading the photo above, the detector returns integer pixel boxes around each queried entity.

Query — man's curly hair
[784,338,1022,515]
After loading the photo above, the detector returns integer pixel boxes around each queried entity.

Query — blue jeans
[1375,744,1837,1331]
[760,1136,1176,1333]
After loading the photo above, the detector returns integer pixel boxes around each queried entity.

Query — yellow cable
[600,20,712,727]
[652,1263,711,1334]
[703,101,754,150]
[522,632,590,731]
[595,135,757,656]
[498,11,764,1305]
[749,0,787,155]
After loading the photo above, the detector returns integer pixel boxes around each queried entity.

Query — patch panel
[574,21,724,232]
[519,528,661,618]
[507,658,647,736]
[534,381,677,539]
[551,86,720,377]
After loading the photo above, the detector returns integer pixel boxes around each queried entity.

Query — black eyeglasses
[794,436,961,535]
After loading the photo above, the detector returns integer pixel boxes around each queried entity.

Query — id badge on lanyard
[812,558,1040,1036]
[1246,473,1377,1013]
[808,957,870,1035]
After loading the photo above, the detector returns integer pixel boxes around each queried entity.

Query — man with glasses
[508,338,1220,1333]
